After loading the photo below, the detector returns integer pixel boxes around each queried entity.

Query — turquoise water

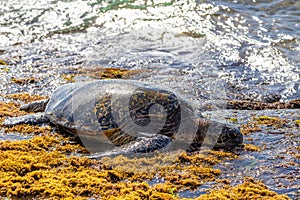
[0,0,299,198]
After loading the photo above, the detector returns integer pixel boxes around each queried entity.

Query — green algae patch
[254,115,286,127]
[226,117,238,124]
[194,177,290,200]
[255,115,276,122]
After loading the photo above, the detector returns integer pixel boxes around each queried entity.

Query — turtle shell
[45,80,194,153]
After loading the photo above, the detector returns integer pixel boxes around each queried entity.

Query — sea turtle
[3,80,243,158]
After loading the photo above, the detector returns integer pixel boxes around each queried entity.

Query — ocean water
[0,0,299,101]
[0,0,299,198]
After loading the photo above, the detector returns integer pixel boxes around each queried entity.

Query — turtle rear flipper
[20,99,50,112]
[88,135,171,159]
[3,112,50,127]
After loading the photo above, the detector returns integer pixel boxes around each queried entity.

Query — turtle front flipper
[87,134,171,159]
[3,112,50,127]
[20,99,50,112]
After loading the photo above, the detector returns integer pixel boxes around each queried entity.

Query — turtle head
[213,122,243,150]
[187,119,243,152]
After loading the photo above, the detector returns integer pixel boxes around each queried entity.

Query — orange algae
[153,151,237,190]
[0,101,27,118]
[293,154,300,159]
[0,59,7,65]
[240,115,287,135]
[84,67,146,80]
[194,178,290,200]
[162,165,220,189]
[0,101,51,136]
[0,135,290,199]
[243,144,261,152]
[176,150,238,165]
[0,135,234,199]
[240,122,261,135]
[0,93,47,124]
[0,134,86,153]
[0,135,100,198]
[4,93,47,104]
[98,68,132,79]
[11,77,37,85]
[4,124,52,135]
[62,74,76,83]
[66,67,146,80]
[99,150,228,187]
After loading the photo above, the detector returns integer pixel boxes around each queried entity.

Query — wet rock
[227,99,300,110]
